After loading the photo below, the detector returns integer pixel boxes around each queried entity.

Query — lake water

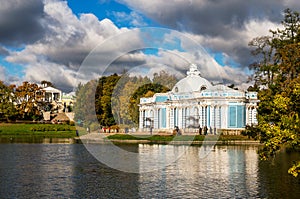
[0,143,299,198]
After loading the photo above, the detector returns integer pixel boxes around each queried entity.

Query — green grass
[107,134,252,142]
[0,123,77,138]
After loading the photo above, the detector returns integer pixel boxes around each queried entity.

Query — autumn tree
[14,82,45,120]
[248,8,300,177]
[75,70,177,129]
[112,75,151,126]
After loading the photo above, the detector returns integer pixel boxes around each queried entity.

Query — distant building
[61,92,75,107]
[40,86,75,121]
[139,64,258,134]
[42,86,62,102]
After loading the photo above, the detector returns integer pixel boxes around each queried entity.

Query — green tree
[248,8,300,177]
[76,71,177,129]
[113,75,151,126]
[0,81,17,121]
[94,74,121,127]
[129,83,170,125]
[74,80,98,126]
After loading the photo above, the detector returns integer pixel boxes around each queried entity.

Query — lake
[0,143,299,198]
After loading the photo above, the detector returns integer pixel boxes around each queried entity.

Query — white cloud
[118,0,299,68]
[4,0,294,91]
[110,11,147,27]
[5,0,143,91]
[0,66,7,81]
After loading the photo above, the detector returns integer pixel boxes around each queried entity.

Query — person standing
[203,126,208,135]
[198,126,202,135]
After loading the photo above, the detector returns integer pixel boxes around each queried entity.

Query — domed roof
[172,64,212,93]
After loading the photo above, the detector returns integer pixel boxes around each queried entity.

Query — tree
[152,70,178,90]
[129,83,170,124]
[14,82,45,120]
[0,81,17,121]
[93,74,121,127]
[76,71,177,129]
[112,75,152,126]
[40,80,55,88]
[248,8,300,177]
[74,80,98,126]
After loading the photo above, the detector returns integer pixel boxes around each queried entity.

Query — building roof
[171,64,212,93]
[42,86,62,93]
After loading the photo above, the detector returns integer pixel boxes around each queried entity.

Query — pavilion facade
[139,64,258,134]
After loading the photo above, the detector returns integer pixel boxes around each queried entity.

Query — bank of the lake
[0,123,77,143]
[105,134,261,145]
[0,123,260,145]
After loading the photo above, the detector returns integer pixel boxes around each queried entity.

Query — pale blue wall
[161,108,166,128]
[228,105,246,128]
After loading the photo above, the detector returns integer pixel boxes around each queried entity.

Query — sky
[0,0,299,92]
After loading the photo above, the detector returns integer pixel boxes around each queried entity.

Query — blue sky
[67,0,131,25]
[0,0,298,91]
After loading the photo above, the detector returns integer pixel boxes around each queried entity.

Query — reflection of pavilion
[139,64,259,134]
[137,145,259,198]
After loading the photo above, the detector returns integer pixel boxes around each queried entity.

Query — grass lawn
[107,134,253,142]
[0,123,77,138]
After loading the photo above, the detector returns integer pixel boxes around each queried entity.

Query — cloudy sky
[0,0,299,92]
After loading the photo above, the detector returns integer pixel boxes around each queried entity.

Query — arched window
[175,87,178,92]
[200,86,207,91]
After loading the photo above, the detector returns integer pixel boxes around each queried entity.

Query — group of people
[198,126,217,135]
[172,125,217,135]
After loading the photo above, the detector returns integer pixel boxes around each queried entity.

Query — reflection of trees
[257,151,300,198]
[247,9,300,176]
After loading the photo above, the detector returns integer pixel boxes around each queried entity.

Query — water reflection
[0,144,298,198]
[138,145,260,198]
[0,144,139,198]
[258,150,300,198]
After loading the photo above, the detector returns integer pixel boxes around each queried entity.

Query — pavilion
[139,64,259,134]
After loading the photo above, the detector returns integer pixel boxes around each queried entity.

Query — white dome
[172,64,212,93]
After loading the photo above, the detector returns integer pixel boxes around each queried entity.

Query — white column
[245,106,249,125]
[166,107,170,129]
[221,105,227,129]
[249,107,253,124]
[252,108,257,124]
[139,110,143,129]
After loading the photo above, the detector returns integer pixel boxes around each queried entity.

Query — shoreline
[77,138,261,145]
[0,123,261,145]
[75,133,262,145]
[108,139,261,145]
[0,135,262,145]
